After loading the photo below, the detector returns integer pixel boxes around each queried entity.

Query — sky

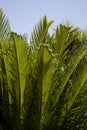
[0,0,87,38]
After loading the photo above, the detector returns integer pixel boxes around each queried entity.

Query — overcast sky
[1,0,87,38]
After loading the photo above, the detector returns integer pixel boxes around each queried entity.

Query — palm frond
[2,32,28,130]
[0,8,10,40]
[0,8,11,130]
[22,16,53,130]
[42,25,87,129]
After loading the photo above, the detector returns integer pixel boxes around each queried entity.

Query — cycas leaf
[0,8,11,129]
[43,25,87,129]
[30,15,53,49]
[3,32,27,130]
[23,45,53,130]
[53,24,79,65]
[54,43,87,103]
[62,80,87,129]
[0,8,10,40]
[57,56,87,127]
[22,16,53,130]
[0,45,10,129]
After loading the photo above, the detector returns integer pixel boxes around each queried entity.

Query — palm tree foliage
[0,8,87,130]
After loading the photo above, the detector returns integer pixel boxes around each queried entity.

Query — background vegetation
[0,8,87,130]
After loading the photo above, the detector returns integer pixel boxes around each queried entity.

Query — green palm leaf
[0,8,11,130]
[42,24,87,129]
[4,32,28,130]
[0,8,10,40]
[22,16,53,130]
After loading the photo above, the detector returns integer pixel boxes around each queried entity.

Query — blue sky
[0,0,87,38]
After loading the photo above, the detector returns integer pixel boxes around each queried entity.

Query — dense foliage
[0,8,87,130]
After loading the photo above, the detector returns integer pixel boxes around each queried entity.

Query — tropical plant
[0,8,87,130]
